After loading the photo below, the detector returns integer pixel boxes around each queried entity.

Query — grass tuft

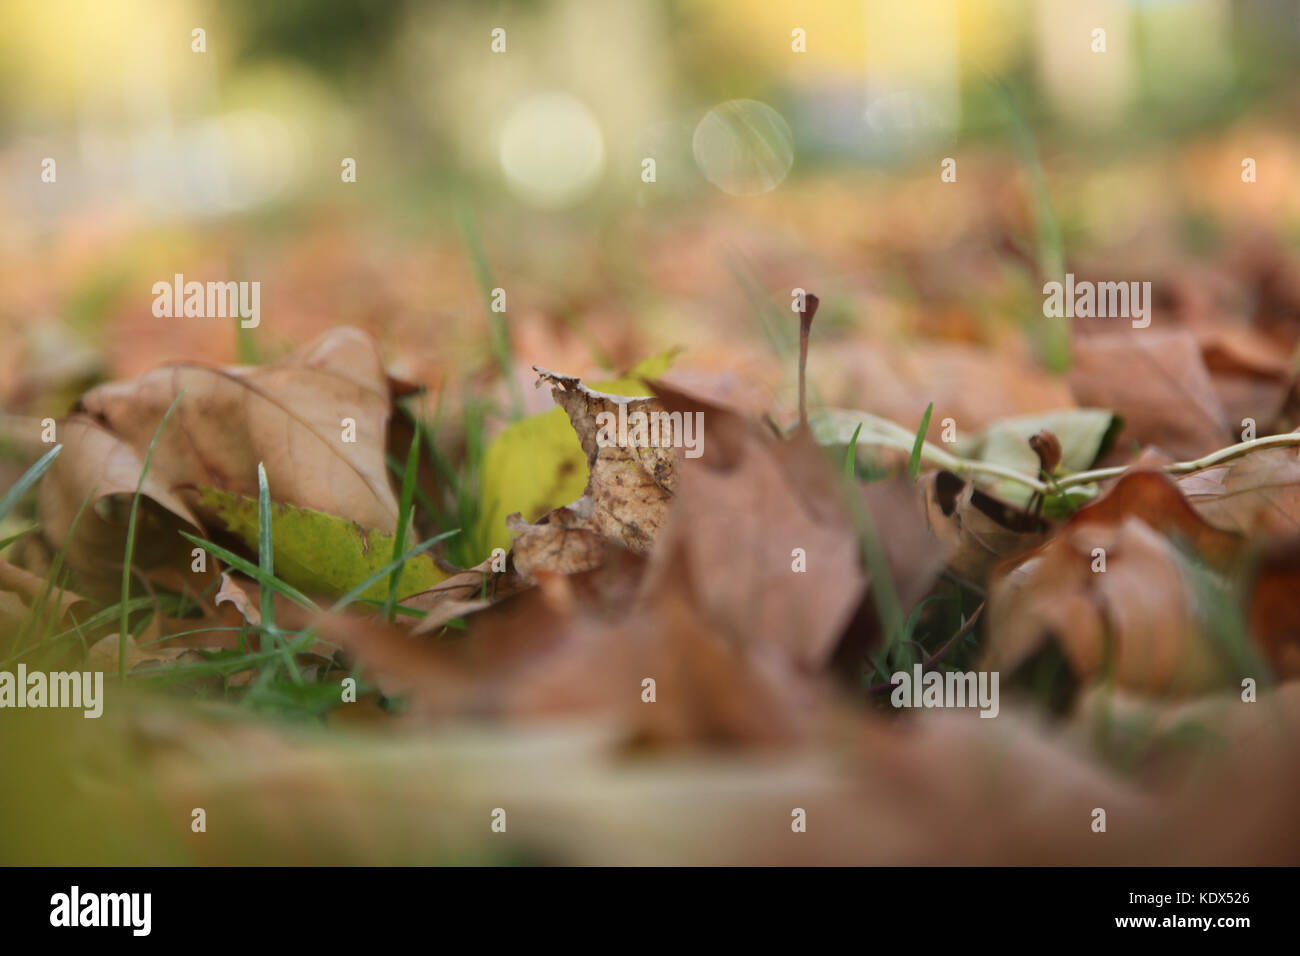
[119,394,184,680]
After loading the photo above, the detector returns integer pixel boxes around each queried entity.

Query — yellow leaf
[473,349,680,560]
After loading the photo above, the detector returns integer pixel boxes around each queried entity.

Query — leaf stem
[845,417,1300,499]
[797,294,819,429]
[1054,432,1300,490]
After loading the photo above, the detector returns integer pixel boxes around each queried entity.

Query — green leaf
[329,530,459,614]
[966,409,1120,507]
[198,487,447,602]
[806,407,1117,506]
[472,348,681,560]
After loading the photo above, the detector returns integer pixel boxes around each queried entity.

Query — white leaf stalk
[841,412,1300,501]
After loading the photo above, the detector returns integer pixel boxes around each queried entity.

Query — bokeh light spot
[498,92,605,208]
[692,99,794,196]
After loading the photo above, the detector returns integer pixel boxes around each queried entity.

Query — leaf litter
[5,291,1300,865]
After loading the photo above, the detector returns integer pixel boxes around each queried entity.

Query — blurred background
[4,0,1299,440]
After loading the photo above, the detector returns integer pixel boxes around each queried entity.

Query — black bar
[8,867,1282,942]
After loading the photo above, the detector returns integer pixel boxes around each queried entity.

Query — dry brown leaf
[1199,326,1295,433]
[1244,536,1300,679]
[0,558,88,624]
[815,339,1076,440]
[36,416,208,594]
[985,472,1242,695]
[1072,469,1245,568]
[506,561,823,748]
[215,570,261,627]
[986,517,1225,694]
[489,367,680,585]
[1067,683,1300,789]
[330,549,822,748]
[404,554,528,635]
[638,384,868,670]
[202,572,321,653]
[86,633,200,673]
[0,567,86,647]
[39,327,402,588]
[507,507,608,582]
[1069,329,1233,459]
[1178,444,1300,536]
[530,366,677,552]
[923,470,1048,587]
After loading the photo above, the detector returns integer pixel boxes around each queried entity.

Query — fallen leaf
[814,339,1076,441]
[332,545,822,748]
[40,328,403,589]
[638,386,867,670]
[1178,444,1300,536]
[962,408,1119,506]
[1068,329,1233,460]
[1073,469,1245,568]
[984,472,1245,695]
[404,554,528,635]
[0,558,88,624]
[199,487,445,601]
[1199,327,1295,433]
[473,350,679,559]
[494,367,679,584]
[215,570,260,627]
[35,416,207,594]
[1244,537,1300,679]
[86,633,200,673]
[507,507,608,582]
[923,471,1048,587]
[533,367,677,552]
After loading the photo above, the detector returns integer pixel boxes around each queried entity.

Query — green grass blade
[908,402,934,480]
[0,444,61,522]
[178,531,319,612]
[847,494,905,663]
[21,486,95,651]
[387,453,440,531]
[844,422,863,479]
[457,198,521,418]
[128,629,319,688]
[120,394,184,680]
[256,463,276,632]
[253,461,301,683]
[0,527,37,552]
[352,599,427,620]
[383,426,421,623]
[329,529,460,614]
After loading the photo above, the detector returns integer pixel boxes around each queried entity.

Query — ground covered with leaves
[5,136,1300,864]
